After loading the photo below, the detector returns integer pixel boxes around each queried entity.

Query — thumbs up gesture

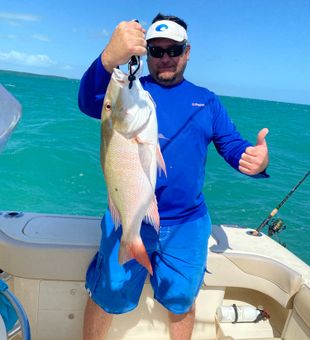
[239,128,269,175]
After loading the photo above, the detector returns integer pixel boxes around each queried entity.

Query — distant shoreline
[1,68,309,107]
[0,68,79,81]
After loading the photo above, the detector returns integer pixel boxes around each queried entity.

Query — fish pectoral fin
[156,143,167,177]
[119,238,153,275]
[158,133,169,140]
[108,194,121,229]
[134,134,152,145]
[143,196,160,232]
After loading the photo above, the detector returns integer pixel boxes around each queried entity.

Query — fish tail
[119,238,153,275]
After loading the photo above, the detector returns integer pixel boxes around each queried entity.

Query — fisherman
[78,13,269,340]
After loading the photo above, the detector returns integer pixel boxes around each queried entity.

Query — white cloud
[32,34,50,42]
[0,12,40,22]
[101,28,109,37]
[61,65,73,70]
[140,21,148,27]
[0,34,17,39]
[0,50,56,68]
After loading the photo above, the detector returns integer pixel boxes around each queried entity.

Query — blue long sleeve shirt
[78,57,262,225]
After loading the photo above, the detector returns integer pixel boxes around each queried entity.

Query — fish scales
[100,67,166,275]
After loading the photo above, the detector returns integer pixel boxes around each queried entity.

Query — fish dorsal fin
[156,143,167,177]
[143,196,160,233]
[108,194,121,230]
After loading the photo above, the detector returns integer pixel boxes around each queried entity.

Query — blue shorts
[85,211,211,314]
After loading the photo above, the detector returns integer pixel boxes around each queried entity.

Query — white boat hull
[0,211,309,339]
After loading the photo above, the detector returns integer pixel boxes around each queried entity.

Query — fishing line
[128,19,141,89]
[128,56,140,89]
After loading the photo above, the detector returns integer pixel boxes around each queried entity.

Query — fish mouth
[112,69,128,87]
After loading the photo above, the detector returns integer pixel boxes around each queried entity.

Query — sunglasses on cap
[147,43,187,58]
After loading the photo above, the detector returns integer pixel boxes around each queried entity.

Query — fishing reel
[253,171,309,247]
[267,218,287,247]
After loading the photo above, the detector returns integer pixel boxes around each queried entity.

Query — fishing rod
[251,170,310,237]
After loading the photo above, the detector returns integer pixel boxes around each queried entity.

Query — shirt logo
[155,24,169,32]
[192,103,205,107]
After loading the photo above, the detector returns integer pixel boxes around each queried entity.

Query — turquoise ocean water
[0,70,309,264]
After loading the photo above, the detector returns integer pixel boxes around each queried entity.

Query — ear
[185,44,191,60]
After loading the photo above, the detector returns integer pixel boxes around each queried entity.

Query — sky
[0,0,310,105]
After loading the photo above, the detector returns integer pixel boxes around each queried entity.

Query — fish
[100,66,166,275]
[0,84,22,152]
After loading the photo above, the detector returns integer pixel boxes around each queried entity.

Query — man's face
[146,38,190,86]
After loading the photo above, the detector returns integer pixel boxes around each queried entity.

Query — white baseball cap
[146,20,188,42]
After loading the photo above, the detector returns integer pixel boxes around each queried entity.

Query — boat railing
[0,279,31,340]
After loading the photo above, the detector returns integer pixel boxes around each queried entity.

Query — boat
[0,211,309,340]
[1,84,309,340]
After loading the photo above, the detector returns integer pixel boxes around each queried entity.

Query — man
[78,13,269,340]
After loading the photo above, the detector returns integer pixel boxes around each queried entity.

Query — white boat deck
[0,211,309,340]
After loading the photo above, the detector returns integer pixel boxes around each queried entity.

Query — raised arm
[78,20,146,119]
[211,96,269,177]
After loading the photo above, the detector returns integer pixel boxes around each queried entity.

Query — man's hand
[239,128,269,175]
[101,21,147,73]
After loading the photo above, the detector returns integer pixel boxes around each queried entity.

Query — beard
[156,70,177,83]
[147,58,188,86]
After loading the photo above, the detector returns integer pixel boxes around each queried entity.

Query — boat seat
[206,252,302,308]
[281,285,310,340]
[219,285,310,340]
[220,338,282,340]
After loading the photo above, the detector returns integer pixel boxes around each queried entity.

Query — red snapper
[100,67,166,275]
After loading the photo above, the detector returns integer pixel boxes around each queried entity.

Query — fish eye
[105,102,112,111]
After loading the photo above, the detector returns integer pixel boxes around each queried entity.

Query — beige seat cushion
[244,338,281,340]
[282,285,310,340]
[206,251,302,308]
[220,337,282,340]
[220,286,310,340]
[293,285,310,326]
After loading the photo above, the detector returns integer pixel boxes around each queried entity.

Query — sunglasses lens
[148,44,186,58]
[167,44,185,57]
[148,46,164,58]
